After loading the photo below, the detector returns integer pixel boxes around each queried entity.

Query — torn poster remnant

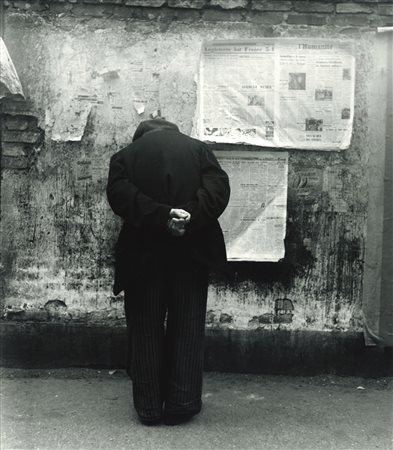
[50,100,92,142]
[133,100,146,115]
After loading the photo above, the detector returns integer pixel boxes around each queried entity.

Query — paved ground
[0,368,392,450]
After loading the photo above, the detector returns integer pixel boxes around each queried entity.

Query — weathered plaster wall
[1,1,391,335]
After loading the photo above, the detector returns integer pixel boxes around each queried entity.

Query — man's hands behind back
[167,209,191,237]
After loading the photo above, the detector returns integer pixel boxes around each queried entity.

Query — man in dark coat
[106,118,230,425]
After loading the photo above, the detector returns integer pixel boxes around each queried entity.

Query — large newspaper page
[198,39,355,150]
[216,151,288,261]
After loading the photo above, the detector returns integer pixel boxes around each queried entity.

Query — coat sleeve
[106,151,171,228]
[182,143,230,233]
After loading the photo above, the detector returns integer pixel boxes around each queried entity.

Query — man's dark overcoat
[106,119,230,295]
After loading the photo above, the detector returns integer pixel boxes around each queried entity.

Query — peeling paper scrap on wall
[0,38,25,99]
[133,100,146,115]
[98,68,120,81]
[50,101,92,142]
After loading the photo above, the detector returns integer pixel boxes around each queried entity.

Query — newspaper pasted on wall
[216,151,288,262]
[197,39,355,150]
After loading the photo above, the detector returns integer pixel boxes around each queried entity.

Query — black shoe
[138,415,162,426]
[163,412,195,426]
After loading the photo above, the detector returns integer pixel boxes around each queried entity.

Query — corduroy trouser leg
[124,261,209,422]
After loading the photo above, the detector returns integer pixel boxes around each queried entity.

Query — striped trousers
[124,260,209,422]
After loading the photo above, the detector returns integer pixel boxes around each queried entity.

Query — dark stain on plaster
[210,156,318,290]
[335,236,363,298]
[274,298,294,324]
[44,300,68,321]
[100,70,120,81]
[212,205,316,289]
[206,310,216,325]
[1,250,17,280]
[210,148,365,325]
[247,299,294,326]
[249,313,274,326]
[44,300,67,310]
[219,313,233,324]
[4,309,27,321]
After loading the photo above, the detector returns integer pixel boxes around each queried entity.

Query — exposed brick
[83,0,123,3]
[71,3,114,16]
[124,0,166,6]
[336,3,374,14]
[369,14,393,27]
[13,2,32,10]
[2,115,38,131]
[286,14,327,26]
[294,2,334,14]
[81,0,107,3]
[19,1,48,11]
[1,155,29,170]
[113,4,139,18]
[249,24,275,35]
[378,4,393,16]
[338,27,364,36]
[329,13,370,27]
[114,5,170,19]
[0,99,35,115]
[3,130,42,144]
[157,8,178,22]
[210,0,248,9]
[1,142,26,157]
[202,9,244,21]
[173,8,201,22]
[249,11,285,25]
[251,1,292,12]
[168,0,207,9]
[47,3,73,13]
